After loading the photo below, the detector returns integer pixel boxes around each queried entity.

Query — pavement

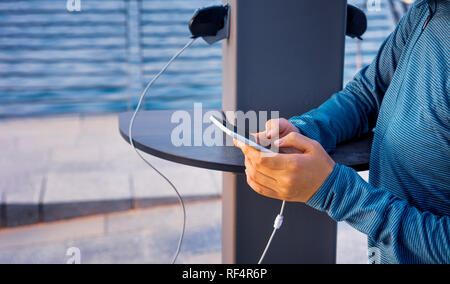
[0,114,222,228]
[0,199,222,264]
[0,199,368,264]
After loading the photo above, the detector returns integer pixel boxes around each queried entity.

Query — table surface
[119,110,372,173]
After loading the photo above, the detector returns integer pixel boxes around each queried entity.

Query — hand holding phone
[209,115,274,153]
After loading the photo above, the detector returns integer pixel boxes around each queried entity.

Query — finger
[243,145,287,169]
[245,160,279,190]
[275,132,317,153]
[246,175,282,200]
[245,156,254,168]
[236,142,257,160]
[253,131,266,143]
[253,131,271,147]
[234,138,245,151]
[266,119,280,139]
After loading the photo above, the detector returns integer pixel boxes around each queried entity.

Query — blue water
[0,0,399,118]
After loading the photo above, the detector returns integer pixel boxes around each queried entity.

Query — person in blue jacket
[234,0,449,264]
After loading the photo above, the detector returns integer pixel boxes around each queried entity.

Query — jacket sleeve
[289,6,419,152]
[307,164,450,264]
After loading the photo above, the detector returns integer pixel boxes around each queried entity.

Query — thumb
[274,132,316,153]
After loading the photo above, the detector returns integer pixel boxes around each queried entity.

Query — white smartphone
[209,115,274,153]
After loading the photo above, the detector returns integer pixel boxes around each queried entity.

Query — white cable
[258,200,286,264]
[129,36,285,265]
[128,38,197,264]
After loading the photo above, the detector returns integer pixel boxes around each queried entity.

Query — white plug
[273,214,284,230]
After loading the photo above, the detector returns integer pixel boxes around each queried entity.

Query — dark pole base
[223,173,337,264]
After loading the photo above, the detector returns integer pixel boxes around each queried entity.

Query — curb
[0,194,221,229]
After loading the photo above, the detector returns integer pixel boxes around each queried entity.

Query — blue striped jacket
[290,0,449,264]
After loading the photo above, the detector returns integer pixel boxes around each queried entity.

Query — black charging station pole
[222,0,348,264]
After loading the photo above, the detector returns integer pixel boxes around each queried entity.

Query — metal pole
[222,0,347,264]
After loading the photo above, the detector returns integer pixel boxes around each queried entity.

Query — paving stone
[101,146,165,174]
[78,115,118,136]
[74,117,118,150]
[131,163,221,208]
[0,216,104,250]
[0,199,368,264]
[337,222,368,264]
[0,149,51,177]
[0,192,4,229]
[0,242,70,264]
[50,145,102,168]
[0,115,81,138]
[179,252,221,264]
[0,136,19,153]
[0,114,225,228]
[0,200,222,264]
[19,133,79,154]
[44,172,131,204]
[0,174,43,227]
[43,172,132,222]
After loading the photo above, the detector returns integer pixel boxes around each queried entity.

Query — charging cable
[128,38,197,264]
[128,35,285,265]
[258,200,286,264]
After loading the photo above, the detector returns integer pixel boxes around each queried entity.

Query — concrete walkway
[0,199,367,264]
[0,114,222,228]
[0,199,222,264]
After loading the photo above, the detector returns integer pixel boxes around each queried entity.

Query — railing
[0,0,408,118]
[0,0,221,117]
[138,0,222,110]
[0,0,130,117]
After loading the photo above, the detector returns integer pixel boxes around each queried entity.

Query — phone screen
[210,115,273,153]
[212,116,254,140]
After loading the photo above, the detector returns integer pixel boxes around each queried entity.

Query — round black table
[119,110,372,172]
